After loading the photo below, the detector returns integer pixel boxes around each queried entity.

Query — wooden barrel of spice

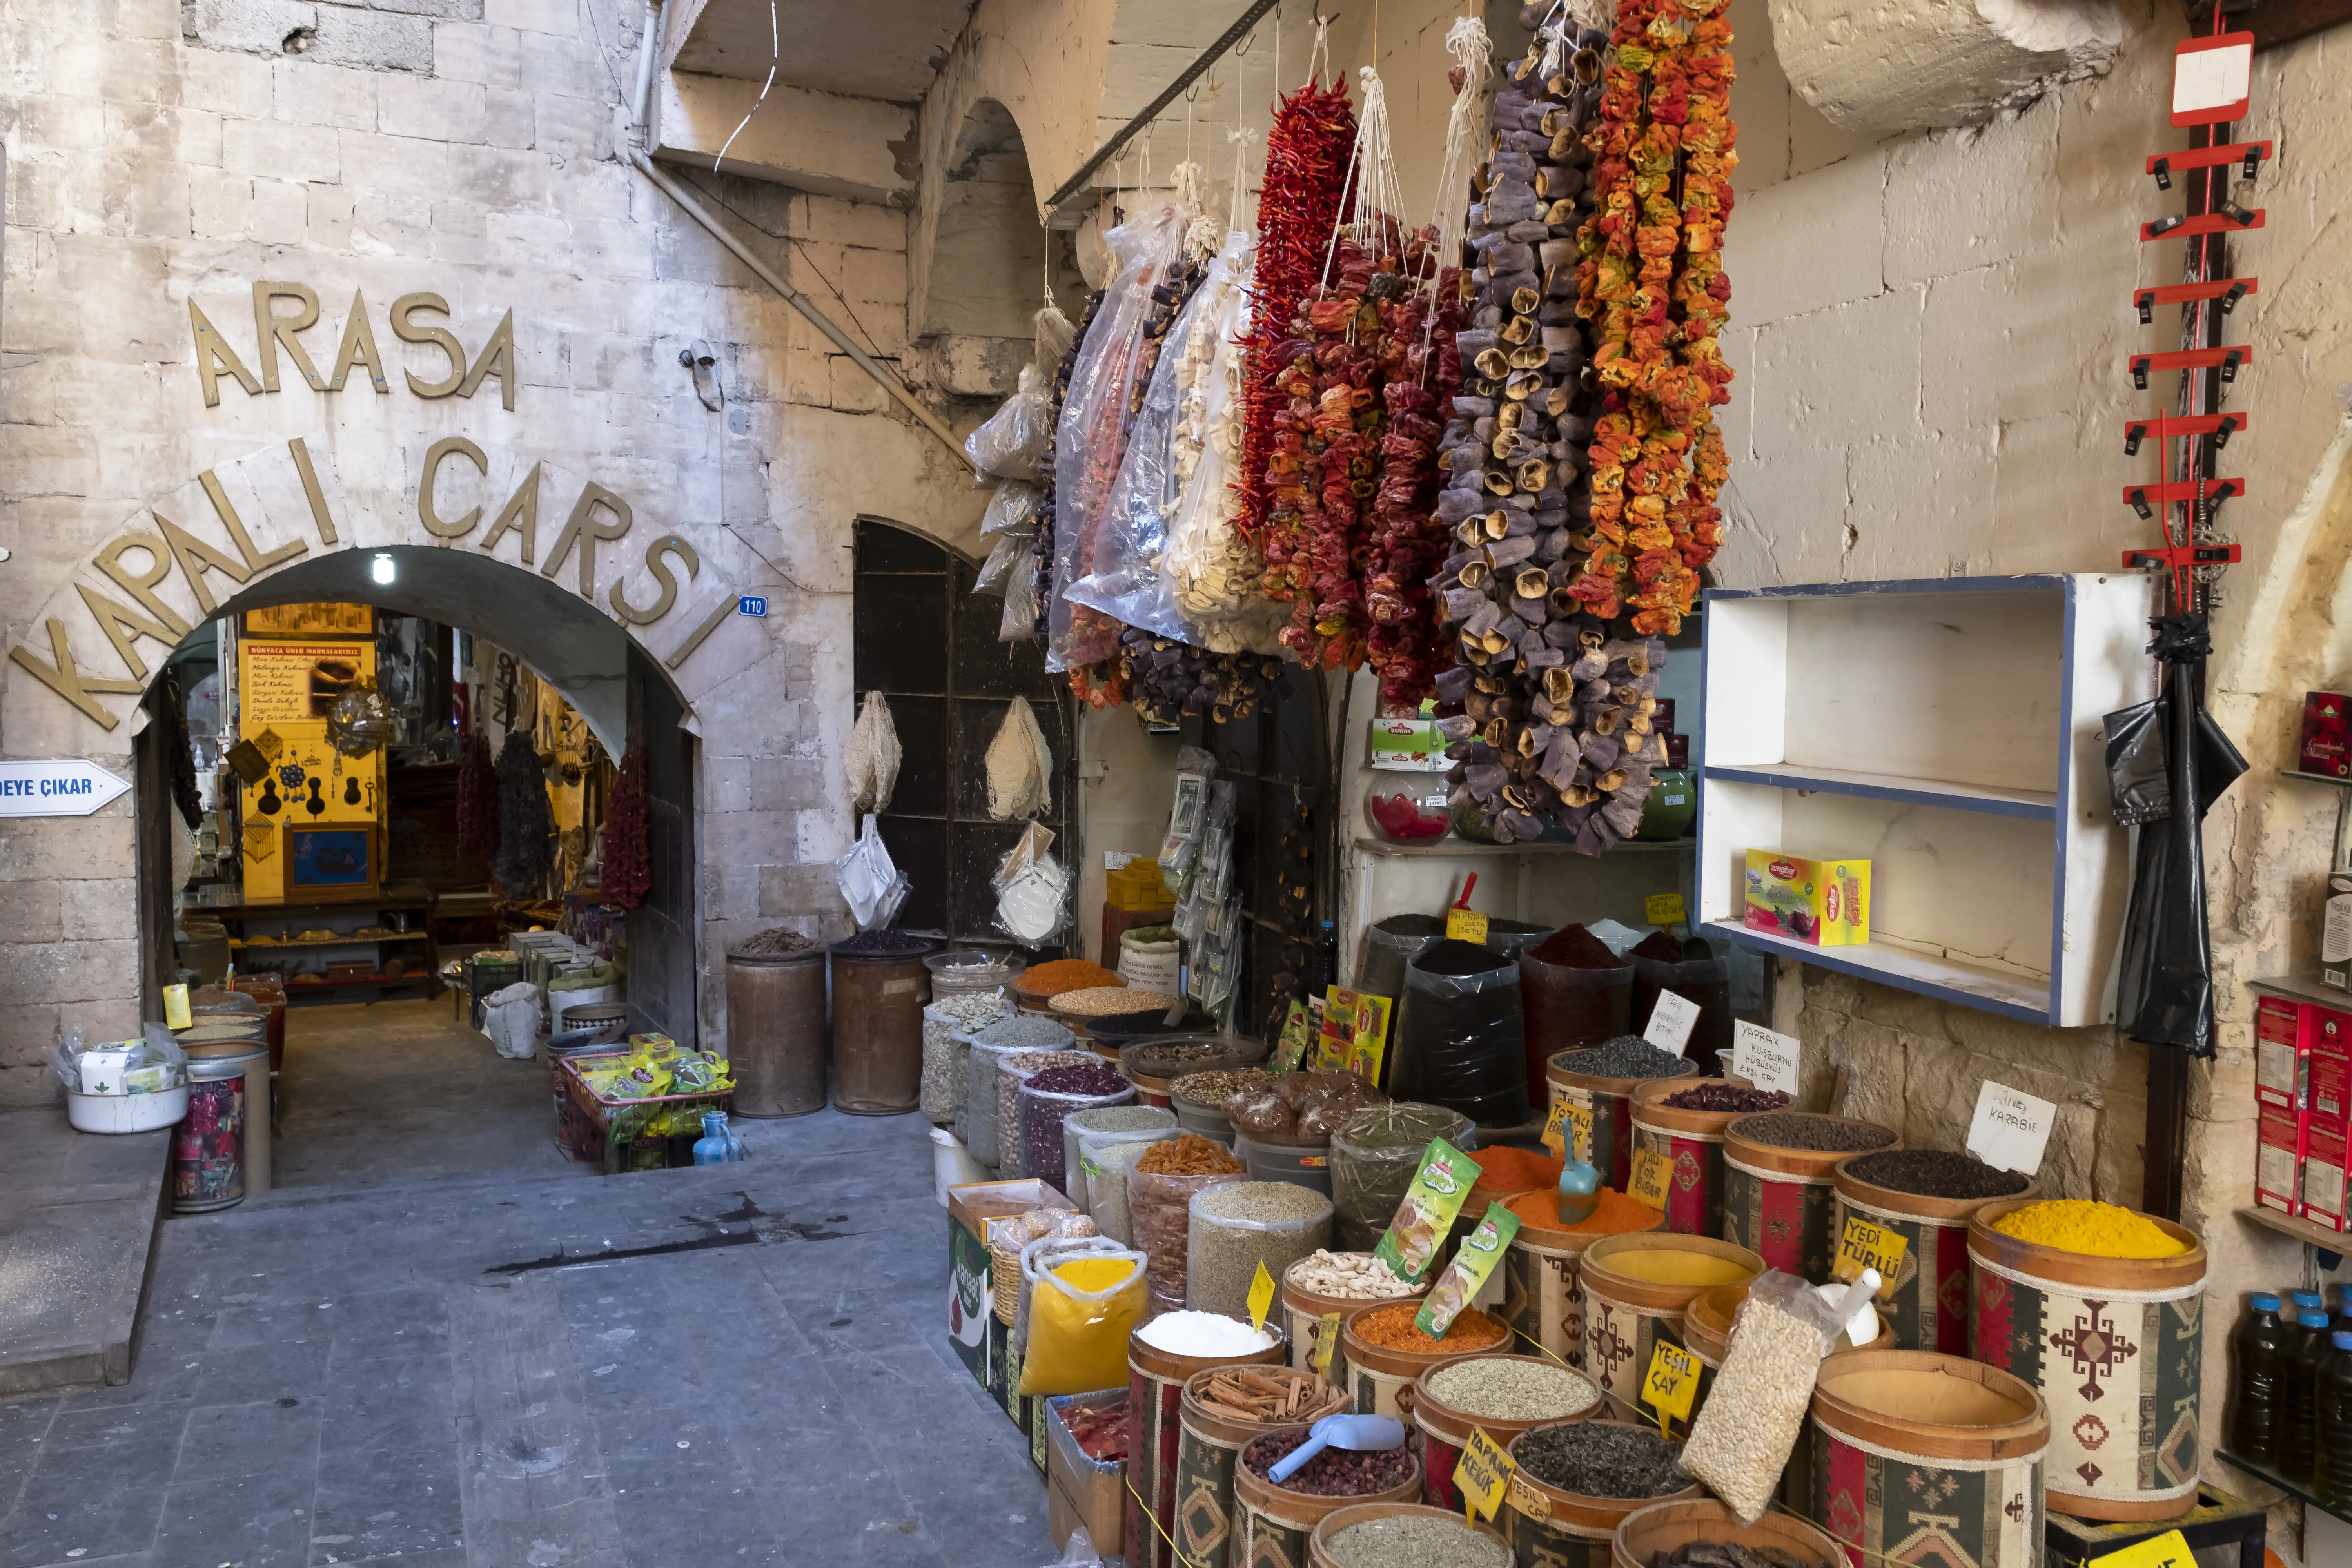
[1127,1324,1290,1568]
[1966,1199,2204,1521]
[1628,1078,1750,1238]
[1338,1303,1511,1430]
[1808,1350,2050,1566]
[1506,1422,1704,1568]
[1545,1054,1699,1191]
[1577,1235,1763,1429]
[1721,1114,1898,1281]
[1412,1354,1602,1514]
[1834,1159,2035,1357]
[1280,1267,1427,1383]
[1234,1440,1421,1568]
[1306,1502,1508,1568]
[1501,1189,1663,1371]
[1610,1497,1843,1568]
[1178,1367,1349,1568]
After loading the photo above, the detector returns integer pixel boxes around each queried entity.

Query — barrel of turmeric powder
[1577,1234,1762,1429]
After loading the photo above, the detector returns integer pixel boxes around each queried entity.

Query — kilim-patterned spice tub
[1501,1191,1664,1370]
[1176,1368,1348,1568]
[1577,1234,1761,1429]
[1835,1156,2034,1357]
[1234,1438,1421,1568]
[1506,1421,1704,1568]
[1546,1050,1699,1192]
[1412,1354,1602,1514]
[1628,1078,1750,1238]
[1721,1113,1898,1281]
[1966,1198,2204,1521]
[1126,1322,1289,1568]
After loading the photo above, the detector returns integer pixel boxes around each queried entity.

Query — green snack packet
[1269,998,1316,1072]
[1416,1201,1522,1339]
[1372,1138,1477,1284]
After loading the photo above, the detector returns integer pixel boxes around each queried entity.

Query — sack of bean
[999,1049,1098,1176]
[924,992,1016,1125]
[1018,1063,1137,1189]
[963,1017,1078,1164]
[1677,1269,1858,1522]
[1185,1181,1335,1317]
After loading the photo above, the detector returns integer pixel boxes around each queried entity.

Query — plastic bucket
[1577,1234,1763,1428]
[1413,1355,1602,1514]
[1234,1443,1421,1568]
[67,1084,188,1134]
[1808,1350,2050,1566]
[1834,1160,2034,1356]
[1721,1114,1898,1281]
[1508,1421,1704,1568]
[931,1126,987,1206]
[1546,1052,1699,1191]
[1127,1323,1288,1568]
[1505,1200,1664,1372]
[1628,1078,1749,1238]
[1967,1199,2204,1521]
[1238,1132,1335,1195]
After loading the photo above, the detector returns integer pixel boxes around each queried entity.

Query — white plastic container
[67,1084,189,1134]
[931,1125,989,1206]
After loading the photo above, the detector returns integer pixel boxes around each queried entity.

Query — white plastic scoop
[1266,1413,1408,1484]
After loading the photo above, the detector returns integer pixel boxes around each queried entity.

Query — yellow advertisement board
[236,637,384,901]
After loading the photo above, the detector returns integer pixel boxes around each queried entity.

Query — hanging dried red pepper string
[602,746,651,910]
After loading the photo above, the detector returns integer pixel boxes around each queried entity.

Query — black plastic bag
[1392,939,1531,1127]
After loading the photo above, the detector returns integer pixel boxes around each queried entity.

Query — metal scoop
[1266,1413,1408,1484]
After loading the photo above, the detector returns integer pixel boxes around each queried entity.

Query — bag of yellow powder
[1019,1249,1147,1396]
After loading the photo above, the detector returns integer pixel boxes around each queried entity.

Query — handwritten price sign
[1833,1214,1908,1299]
[1629,1149,1674,1210]
[1641,1342,1699,1434]
[1453,1426,1515,1526]
[1541,1098,1593,1159]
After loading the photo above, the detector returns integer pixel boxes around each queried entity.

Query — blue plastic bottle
[693,1111,744,1165]
[2285,1309,2333,1481]
[2232,1292,2286,1465]
[2320,1330,2352,1507]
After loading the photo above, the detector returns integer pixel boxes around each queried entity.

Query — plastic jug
[2231,1292,2286,1465]
[2287,1309,2332,1481]
[693,1111,745,1165]
[2319,1330,2352,1507]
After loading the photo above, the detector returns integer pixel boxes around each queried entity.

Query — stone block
[353,185,432,252]
[59,877,135,941]
[1751,283,1921,450]
[273,58,377,129]
[571,217,656,282]
[828,356,890,415]
[0,939,141,1007]
[110,103,228,168]
[757,862,846,919]
[377,73,487,140]
[181,45,280,118]
[187,0,318,57]
[484,208,570,269]
[0,880,64,945]
[750,759,824,813]
[514,27,609,91]
[18,95,112,157]
[337,125,453,192]
[1884,99,2060,287]
[482,84,533,149]
[307,7,433,72]
[249,176,310,243]
[1721,151,1886,325]
[0,1007,64,1072]
[349,0,482,17]
[482,0,575,31]
[430,20,523,86]
[803,196,908,256]
[304,178,353,248]
[0,818,138,883]
[223,116,340,181]
[534,92,615,162]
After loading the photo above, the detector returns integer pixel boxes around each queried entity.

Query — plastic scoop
[1554,1156,1601,1225]
[1266,1413,1408,1483]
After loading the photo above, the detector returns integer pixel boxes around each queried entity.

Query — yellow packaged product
[1019,1252,1148,1396]
[1743,850,1870,946]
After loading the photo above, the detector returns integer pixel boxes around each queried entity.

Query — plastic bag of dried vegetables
[967,363,1054,481]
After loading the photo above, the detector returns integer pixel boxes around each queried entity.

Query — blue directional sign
[0,759,131,817]
[739,595,768,617]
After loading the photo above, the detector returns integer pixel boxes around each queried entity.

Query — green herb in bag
[1416,1201,1521,1338]
[1372,1138,1476,1284]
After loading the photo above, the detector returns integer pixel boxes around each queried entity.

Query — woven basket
[992,1236,1025,1325]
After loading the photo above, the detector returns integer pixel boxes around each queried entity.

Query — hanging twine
[1321,65,1404,292]
[1427,16,1492,292]
[1226,124,1259,232]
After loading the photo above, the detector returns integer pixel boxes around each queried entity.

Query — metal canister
[726,942,828,1116]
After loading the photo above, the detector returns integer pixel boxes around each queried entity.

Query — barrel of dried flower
[1412,1354,1602,1514]
[1577,1234,1763,1430]
[1502,1192,1664,1371]
[1233,1433,1422,1568]
[1338,1303,1510,1430]
[1305,1501,1508,1568]
[1721,1113,1899,1281]
[1966,1198,2203,1521]
[1808,1350,2049,1566]
[1628,1078,1750,1237]
[1610,1498,1843,1568]
[1178,1367,1350,1568]
[1505,1421,1704,1568]
[1280,1257,1429,1385]
[1546,1050,1699,1191]
[1127,1322,1290,1568]
[1835,1158,2034,1357]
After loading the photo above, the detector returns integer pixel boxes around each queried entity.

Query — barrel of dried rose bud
[1578,1235,1763,1429]
[1833,1160,2036,1357]
[1507,1421,1704,1568]
[1234,1441,1422,1568]
[1413,1355,1602,1514]
[1127,1327,1289,1568]
[1279,1265,1428,1384]
[1722,1114,1899,1282]
[1628,1078,1748,1238]
[1177,1369,1347,1568]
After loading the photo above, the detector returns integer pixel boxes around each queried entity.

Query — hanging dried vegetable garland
[490,730,555,897]
[456,728,498,864]
[602,746,651,910]
[1363,237,1464,711]
[1115,628,1285,726]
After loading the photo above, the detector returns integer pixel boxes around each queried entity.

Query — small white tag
[1966,1080,2057,1174]
[1731,1021,1800,1097]
[1644,991,1699,1055]
[2173,42,2250,114]
[1103,850,1138,870]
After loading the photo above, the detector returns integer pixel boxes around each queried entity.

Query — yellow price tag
[1506,1469,1551,1522]
[162,983,191,1031]
[1834,1214,1908,1299]
[1247,1260,1276,1333]
[1446,907,1489,945]
[1541,1098,1572,1154]
[1629,1149,1673,1210]
[1641,1342,1699,1432]
[1452,1426,1515,1526]
[1644,892,1687,927]
[1312,1310,1341,1375]
[1565,1103,1592,1161]
[2088,1528,2192,1568]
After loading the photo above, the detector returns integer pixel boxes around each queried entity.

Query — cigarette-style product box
[1743,850,1871,946]
[2307,1121,2350,1231]
[2257,1104,2305,1215]
[2256,995,2308,1112]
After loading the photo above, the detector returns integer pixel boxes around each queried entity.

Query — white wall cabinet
[1695,574,2156,1025]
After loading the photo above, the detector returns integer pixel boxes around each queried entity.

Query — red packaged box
[2314,1051,2352,1130]
[2257,1105,2305,1214]
[2307,1121,2350,1230]
[2301,692,2352,778]
[2256,996,2307,1111]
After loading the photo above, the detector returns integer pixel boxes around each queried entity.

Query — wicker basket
[992,1236,1025,1325]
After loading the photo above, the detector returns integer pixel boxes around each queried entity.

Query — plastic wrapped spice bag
[966,363,1054,481]
[1679,1269,1869,1522]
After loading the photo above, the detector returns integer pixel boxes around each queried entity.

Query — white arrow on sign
[0,759,132,818]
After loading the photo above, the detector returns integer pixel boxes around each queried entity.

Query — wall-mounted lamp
[371,552,396,586]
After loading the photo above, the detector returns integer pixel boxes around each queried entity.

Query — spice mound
[1027,1062,1131,1096]
[1465,1145,1563,1191]
[1506,1188,1662,1236]
[1352,1301,1506,1354]
[1060,1399,1127,1463]
[1514,1422,1689,1499]
[1728,1112,1895,1153]
[1321,1513,1512,1568]
[1058,985,1174,1018]
[1653,1545,1830,1568]
[1990,1198,2188,1258]
[1662,1084,1789,1114]
[1192,1365,1347,1423]
[1015,958,1122,998]
[1844,1148,2028,1201]
[1286,1250,1420,1301]
[1527,923,1625,969]
[1423,1357,1596,1422]
[730,926,817,957]
[830,929,932,955]
[1555,1037,1699,1081]
[1242,1428,1414,1497]
[1136,1310,1278,1356]
[972,1015,1076,1051]
[1137,1133,1245,1176]
[1172,1068,1279,1107]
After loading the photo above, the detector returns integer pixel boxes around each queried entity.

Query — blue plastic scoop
[1267,1413,1408,1483]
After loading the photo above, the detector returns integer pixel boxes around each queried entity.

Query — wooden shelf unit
[187,880,443,1004]
[1695,574,2157,1027]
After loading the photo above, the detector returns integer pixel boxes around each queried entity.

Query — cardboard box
[2317,1052,2352,1132]
[2256,997,2307,1112]
[2257,1105,2305,1214]
[1046,1391,1128,1562]
[2302,692,2352,779]
[2307,1120,2350,1230]
[1743,850,1871,946]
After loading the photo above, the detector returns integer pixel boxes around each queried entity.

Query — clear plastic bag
[1019,1249,1149,1397]
[975,529,1033,595]
[967,363,1054,481]
[1000,553,1043,642]
[1329,1103,1477,1250]
[1020,1078,1138,1190]
[1130,1166,1248,1313]
[1085,1136,1176,1245]
[1048,201,1189,671]
[999,1050,1098,1179]
[1017,1232,1128,1351]
[835,814,909,931]
[1679,1269,1860,1522]
[995,820,1070,942]
[1185,1181,1335,1316]
[982,479,1043,537]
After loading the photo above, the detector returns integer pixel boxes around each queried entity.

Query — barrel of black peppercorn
[1832,1148,2033,1356]
[1720,1111,1898,1282]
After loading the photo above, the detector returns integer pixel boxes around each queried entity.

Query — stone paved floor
[0,1108,1051,1568]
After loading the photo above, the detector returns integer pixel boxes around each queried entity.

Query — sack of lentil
[1018,1064,1138,1189]
[1330,1104,1476,1251]
[1186,1182,1336,1316]
[1020,1249,1150,1397]
[1677,1269,1855,1522]
[924,992,1016,1124]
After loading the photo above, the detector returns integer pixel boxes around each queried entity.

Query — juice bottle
[2319,1330,2352,1507]
[2285,1309,2333,1481]
[2294,1288,2326,1323]
[2231,1292,2286,1464]
[2332,1282,2352,1343]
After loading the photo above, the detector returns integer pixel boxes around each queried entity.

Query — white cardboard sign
[1644,991,1699,1056]
[1732,1021,1800,1098]
[1967,1081,2057,1174]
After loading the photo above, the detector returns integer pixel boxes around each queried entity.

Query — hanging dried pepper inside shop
[456,727,498,864]
[1363,238,1465,711]
[602,746,650,910]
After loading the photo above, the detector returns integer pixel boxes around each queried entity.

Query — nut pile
[1172,1068,1279,1109]
[1285,1250,1421,1301]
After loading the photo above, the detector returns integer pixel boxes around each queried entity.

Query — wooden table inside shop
[186,880,443,1005]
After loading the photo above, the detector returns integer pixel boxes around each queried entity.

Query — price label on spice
[1644,990,1699,1055]
[1834,1214,1908,1299]
[1312,1310,1341,1374]
[1641,1342,1699,1433]
[1446,907,1489,945]
[1731,1020,1800,1097]
[1644,892,1686,927]
[1506,1468,1552,1522]
[162,982,191,1031]
[1629,1149,1674,1210]
[1541,1099,1592,1159]
[1966,1080,2057,1174]
[2088,1528,2192,1568]
[1247,1260,1276,1333]
[1453,1426,1515,1526]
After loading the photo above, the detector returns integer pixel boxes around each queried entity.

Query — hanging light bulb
[371,552,396,585]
